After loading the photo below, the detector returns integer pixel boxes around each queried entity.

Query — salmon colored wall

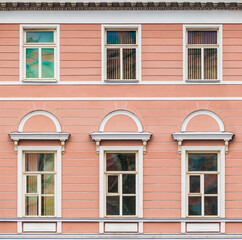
[62,222,99,233]
[0,25,19,82]
[143,223,180,233]
[0,222,17,233]
[226,223,242,233]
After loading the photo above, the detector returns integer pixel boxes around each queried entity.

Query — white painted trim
[20,24,60,83]
[187,223,220,233]
[3,11,242,24]
[172,132,234,141]
[99,110,143,132]
[181,146,225,219]
[18,110,62,132]
[23,223,56,232]
[183,25,222,82]
[99,146,143,233]
[181,110,225,132]
[17,146,62,233]
[105,223,138,233]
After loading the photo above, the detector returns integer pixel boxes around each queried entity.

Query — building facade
[0,1,242,239]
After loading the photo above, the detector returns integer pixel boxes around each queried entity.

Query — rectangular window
[187,152,219,217]
[24,153,55,216]
[104,27,139,82]
[185,26,221,81]
[22,26,59,82]
[105,152,137,216]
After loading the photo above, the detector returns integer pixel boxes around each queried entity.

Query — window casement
[23,152,56,217]
[184,25,222,82]
[105,152,137,217]
[187,152,219,217]
[103,26,140,82]
[21,25,59,82]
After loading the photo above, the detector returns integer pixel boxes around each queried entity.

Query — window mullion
[39,47,41,79]
[120,47,123,80]
[201,174,204,216]
[201,47,204,80]
[38,174,41,216]
[120,174,123,216]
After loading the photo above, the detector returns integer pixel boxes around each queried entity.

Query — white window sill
[185,80,221,83]
[22,79,58,83]
[104,80,139,84]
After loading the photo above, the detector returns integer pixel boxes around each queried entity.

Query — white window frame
[183,25,222,82]
[99,146,143,232]
[181,146,225,219]
[20,24,60,83]
[17,146,62,232]
[102,25,141,83]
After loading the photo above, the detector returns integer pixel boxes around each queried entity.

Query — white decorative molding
[181,110,225,132]
[23,223,56,232]
[105,223,138,233]
[99,110,143,132]
[9,132,70,154]
[18,110,62,132]
[186,223,220,233]
[172,132,234,154]
[90,132,151,154]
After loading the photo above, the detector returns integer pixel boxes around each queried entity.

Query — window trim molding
[99,146,143,233]
[20,24,60,83]
[181,146,225,220]
[183,25,223,83]
[17,146,62,233]
[101,24,141,83]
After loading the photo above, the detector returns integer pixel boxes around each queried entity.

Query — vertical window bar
[39,48,41,79]
[38,174,41,216]
[120,48,123,80]
[201,48,204,80]
[201,174,204,216]
[120,174,123,216]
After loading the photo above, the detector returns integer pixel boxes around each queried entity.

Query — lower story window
[187,152,218,217]
[105,152,137,216]
[24,152,55,216]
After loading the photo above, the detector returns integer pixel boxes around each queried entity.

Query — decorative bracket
[60,140,66,154]
[95,140,101,155]
[178,140,183,155]
[14,139,19,153]
[225,140,229,154]
[143,140,148,155]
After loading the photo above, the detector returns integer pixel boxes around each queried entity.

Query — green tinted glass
[41,196,54,216]
[26,175,37,193]
[26,48,39,78]
[26,31,54,43]
[41,174,54,194]
[42,48,54,78]
[123,196,136,215]
[25,196,38,216]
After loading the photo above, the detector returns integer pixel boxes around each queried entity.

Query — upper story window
[103,26,140,82]
[184,26,222,82]
[21,25,59,82]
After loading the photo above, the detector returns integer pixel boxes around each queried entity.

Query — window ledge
[185,80,221,83]
[22,79,58,83]
[104,80,139,84]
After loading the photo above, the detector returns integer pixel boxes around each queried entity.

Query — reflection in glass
[41,196,54,216]
[189,196,201,215]
[190,175,200,193]
[123,196,136,215]
[26,196,38,216]
[188,31,217,45]
[42,48,54,78]
[108,175,118,193]
[106,153,135,171]
[107,31,136,44]
[123,174,136,194]
[26,175,37,193]
[204,48,217,79]
[41,174,54,194]
[26,48,39,78]
[188,48,201,80]
[204,174,217,194]
[106,196,119,215]
[107,49,120,79]
[205,196,217,215]
[123,49,136,79]
[188,153,217,171]
[26,31,54,43]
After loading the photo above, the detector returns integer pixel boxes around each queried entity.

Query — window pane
[25,196,38,216]
[189,175,200,193]
[26,175,37,193]
[107,49,120,79]
[205,196,217,216]
[41,174,54,194]
[123,196,136,215]
[42,48,54,78]
[26,153,54,172]
[108,175,118,193]
[106,153,136,171]
[123,49,136,79]
[26,48,39,78]
[204,174,217,194]
[26,31,54,43]
[188,31,217,44]
[106,196,119,215]
[41,196,54,216]
[188,153,217,171]
[188,49,201,80]
[107,31,136,44]
[188,196,201,216]
[204,48,217,79]
[123,174,136,194]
